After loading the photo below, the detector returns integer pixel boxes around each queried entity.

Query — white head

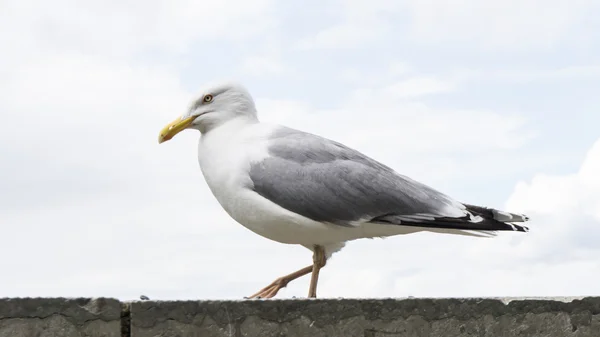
[158,81,258,143]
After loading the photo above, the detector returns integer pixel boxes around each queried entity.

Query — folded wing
[247,127,529,233]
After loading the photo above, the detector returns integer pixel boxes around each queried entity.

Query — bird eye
[203,94,213,103]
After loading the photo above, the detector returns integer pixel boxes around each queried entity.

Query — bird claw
[243,296,263,300]
[246,280,285,299]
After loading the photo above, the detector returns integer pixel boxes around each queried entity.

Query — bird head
[158,81,257,143]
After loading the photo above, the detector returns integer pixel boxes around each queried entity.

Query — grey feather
[248,127,467,227]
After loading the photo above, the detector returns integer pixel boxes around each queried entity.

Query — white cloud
[240,42,293,77]
[341,62,600,94]
[0,0,278,61]
[382,77,456,98]
[295,20,390,50]
[338,61,415,86]
[404,0,592,50]
[449,64,600,85]
[293,0,404,50]
[296,0,595,51]
[389,62,414,77]
[506,139,600,249]
[241,55,290,76]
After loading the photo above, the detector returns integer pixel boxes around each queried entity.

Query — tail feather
[371,204,530,234]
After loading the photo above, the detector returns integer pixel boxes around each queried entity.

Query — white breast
[196,120,295,237]
[197,118,272,208]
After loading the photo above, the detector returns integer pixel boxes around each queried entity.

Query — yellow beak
[158,116,195,144]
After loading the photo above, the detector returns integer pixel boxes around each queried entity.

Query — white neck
[198,111,259,134]
[197,114,265,193]
[200,114,259,139]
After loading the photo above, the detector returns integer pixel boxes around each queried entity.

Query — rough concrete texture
[0,297,122,337]
[1,297,599,337]
[130,297,600,337]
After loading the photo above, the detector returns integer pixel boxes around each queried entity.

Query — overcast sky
[1,0,599,300]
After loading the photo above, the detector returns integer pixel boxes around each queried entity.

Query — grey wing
[248,127,529,232]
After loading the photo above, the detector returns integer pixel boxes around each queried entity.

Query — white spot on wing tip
[470,214,484,223]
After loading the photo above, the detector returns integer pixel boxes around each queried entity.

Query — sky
[1,0,599,300]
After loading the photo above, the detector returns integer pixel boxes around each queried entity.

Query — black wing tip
[464,203,530,223]
[377,213,531,233]
[473,222,530,234]
[370,205,532,233]
[509,223,529,232]
[474,215,530,233]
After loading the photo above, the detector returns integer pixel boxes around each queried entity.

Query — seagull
[158,81,530,299]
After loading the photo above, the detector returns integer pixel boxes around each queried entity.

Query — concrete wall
[1,297,598,336]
